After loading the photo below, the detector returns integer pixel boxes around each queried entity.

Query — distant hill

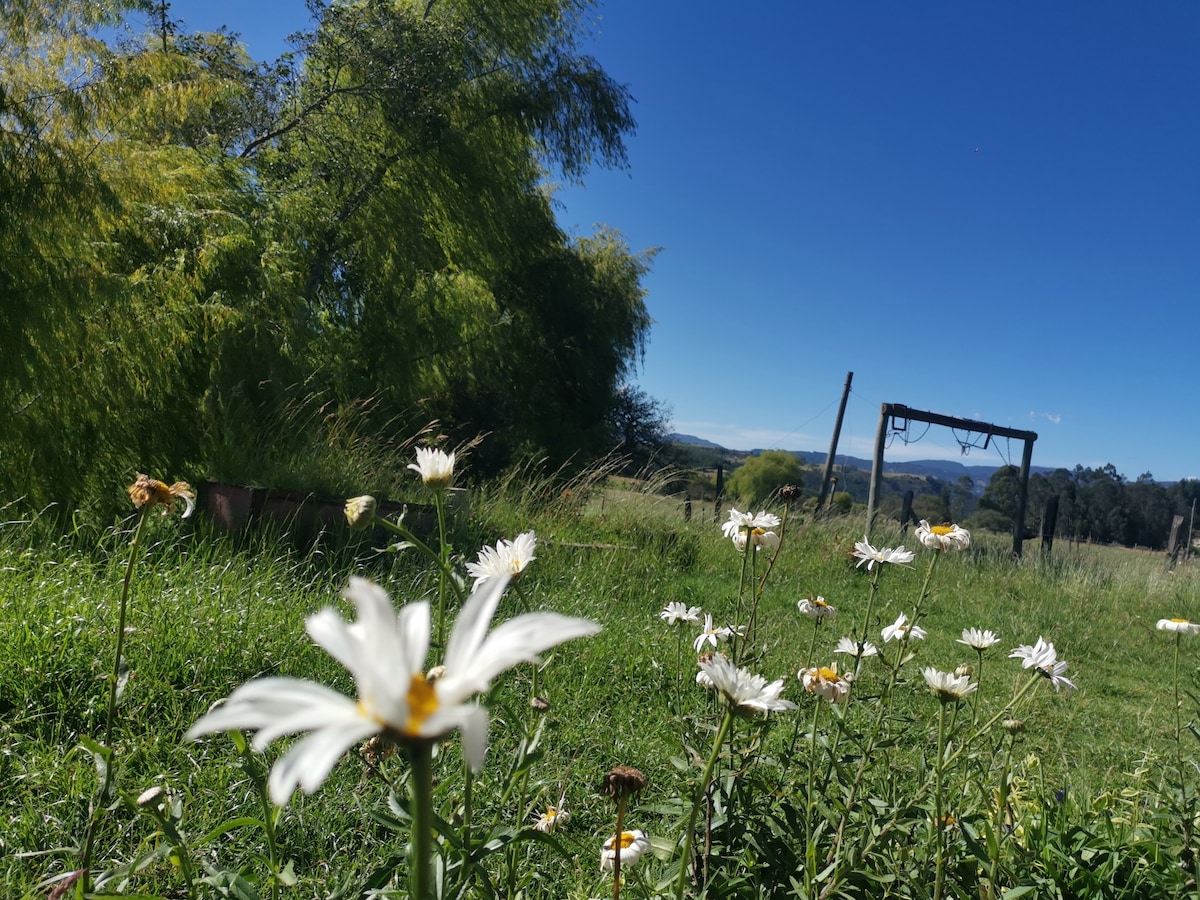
[667,433,1054,492]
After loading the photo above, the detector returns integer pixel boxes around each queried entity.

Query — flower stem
[409,742,435,900]
[933,702,948,900]
[434,491,449,646]
[80,506,150,891]
[675,707,734,900]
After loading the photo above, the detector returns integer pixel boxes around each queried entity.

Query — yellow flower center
[1172,618,1191,624]
[931,524,955,535]
[615,831,637,849]
[815,599,828,608]
[815,666,838,681]
[405,673,439,735]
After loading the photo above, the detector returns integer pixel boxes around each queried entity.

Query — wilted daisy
[1009,636,1076,692]
[800,663,851,704]
[721,508,782,539]
[835,636,879,658]
[1158,618,1200,635]
[660,601,703,626]
[957,627,1001,650]
[601,829,650,872]
[127,473,195,518]
[408,446,455,489]
[693,614,734,652]
[343,495,377,530]
[186,575,600,805]
[698,655,797,712]
[914,520,971,552]
[798,595,837,621]
[881,613,927,643]
[923,667,978,704]
[532,796,570,833]
[465,531,537,589]
[852,537,915,570]
[732,527,780,552]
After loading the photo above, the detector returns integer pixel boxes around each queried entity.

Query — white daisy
[797,595,837,621]
[835,636,879,658]
[732,527,780,552]
[852,537,915,570]
[697,655,796,712]
[408,446,455,489]
[922,667,978,703]
[465,531,537,589]
[186,575,600,805]
[957,627,1001,650]
[1158,618,1200,635]
[532,796,570,833]
[914,520,971,552]
[1009,636,1076,692]
[721,508,782,539]
[601,829,650,872]
[881,613,927,643]
[693,614,734,652]
[800,663,851,704]
[660,601,703,626]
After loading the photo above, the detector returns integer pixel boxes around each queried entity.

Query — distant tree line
[976,464,1200,550]
[2,0,657,521]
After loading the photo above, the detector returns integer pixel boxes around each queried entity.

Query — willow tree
[258,0,645,472]
[1,0,649,519]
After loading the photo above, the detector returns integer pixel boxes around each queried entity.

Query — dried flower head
[530,696,551,713]
[601,765,649,800]
[779,484,802,502]
[136,786,166,810]
[128,473,195,518]
[344,495,377,530]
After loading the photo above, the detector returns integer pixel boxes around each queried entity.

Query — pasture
[3,469,1198,899]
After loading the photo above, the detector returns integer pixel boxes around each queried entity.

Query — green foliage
[727,450,804,506]
[0,0,651,522]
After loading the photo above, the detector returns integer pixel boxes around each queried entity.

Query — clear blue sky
[141,2,1200,480]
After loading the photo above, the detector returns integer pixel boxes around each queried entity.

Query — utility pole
[817,371,853,513]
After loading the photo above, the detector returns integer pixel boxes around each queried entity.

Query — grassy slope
[2,486,1197,896]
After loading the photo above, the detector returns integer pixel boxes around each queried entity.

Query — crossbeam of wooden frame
[866,403,1038,558]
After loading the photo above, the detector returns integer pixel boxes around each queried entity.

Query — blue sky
[146,2,1199,480]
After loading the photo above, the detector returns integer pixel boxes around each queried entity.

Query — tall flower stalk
[81,475,193,892]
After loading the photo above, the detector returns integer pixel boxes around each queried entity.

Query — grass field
[4,474,1200,899]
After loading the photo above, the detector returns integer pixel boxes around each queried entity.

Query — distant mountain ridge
[667,432,1054,488]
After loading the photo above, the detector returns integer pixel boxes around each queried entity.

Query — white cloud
[1028,411,1062,425]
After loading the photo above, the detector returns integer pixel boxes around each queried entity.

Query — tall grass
[2,466,1199,898]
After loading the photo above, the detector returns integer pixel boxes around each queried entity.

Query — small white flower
[733,527,781,552]
[532,796,570,833]
[1158,618,1200,635]
[881,613,927,643]
[408,446,455,489]
[835,636,879,658]
[466,531,537,589]
[186,576,600,805]
[697,655,797,712]
[957,627,1001,651]
[601,829,650,872]
[721,508,782,539]
[693,614,734,652]
[798,595,837,621]
[1009,636,1076,692]
[660,601,703,626]
[852,537,915,570]
[914,520,971,552]
[800,663,851,704]
[922,667,978,703]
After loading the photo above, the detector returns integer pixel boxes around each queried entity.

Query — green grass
[3,480,1199,898]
